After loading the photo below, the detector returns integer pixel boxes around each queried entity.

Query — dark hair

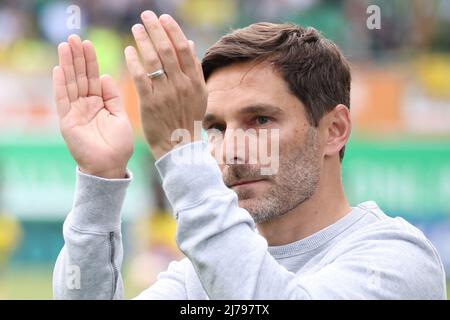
[202,22,351,161]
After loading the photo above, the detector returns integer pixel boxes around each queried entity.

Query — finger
[188,40,195,57]
[82,40,102,97]
[140,10,181,78]
[68,34,88,97]
[124,45,153,99]
[52,66,71,118]
[131,24,165,80]
[58,42,78,101]
[189,40,206,84]
[159,14,197,79]
[101,75,123,116]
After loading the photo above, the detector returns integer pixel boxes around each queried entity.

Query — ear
[322,104,351,158]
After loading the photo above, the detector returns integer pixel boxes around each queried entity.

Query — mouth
[229,179,266,188]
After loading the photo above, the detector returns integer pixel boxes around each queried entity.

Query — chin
[237,197,258,212]
[237,199,273,224]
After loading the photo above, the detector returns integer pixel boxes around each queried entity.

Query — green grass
[0,264,143,299]
[1,265,449,299]
[0,266,53,299]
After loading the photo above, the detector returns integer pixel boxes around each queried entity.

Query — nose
[222,128,241,165]
[209,127,258,166]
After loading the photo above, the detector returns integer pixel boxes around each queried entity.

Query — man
[52,11,446,299]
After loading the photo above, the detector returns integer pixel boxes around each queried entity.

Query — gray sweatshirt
[53,141,447,299]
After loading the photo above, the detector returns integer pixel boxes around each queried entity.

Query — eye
[255,116,271,125]
[207,123,226,132]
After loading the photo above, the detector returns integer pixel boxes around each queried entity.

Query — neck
[256,158,351,246]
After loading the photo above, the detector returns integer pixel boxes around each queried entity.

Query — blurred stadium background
[0,0,449,299]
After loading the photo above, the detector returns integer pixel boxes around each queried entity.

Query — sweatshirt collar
[267,202,374,259]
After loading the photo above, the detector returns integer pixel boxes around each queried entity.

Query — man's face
[204,61,323,224]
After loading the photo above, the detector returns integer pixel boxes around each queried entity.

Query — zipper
[109,231,118,299]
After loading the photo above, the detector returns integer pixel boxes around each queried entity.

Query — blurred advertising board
[1,136,449,221]
[0,136,153,221]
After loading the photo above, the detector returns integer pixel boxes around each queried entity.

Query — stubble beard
[224,127,321,224]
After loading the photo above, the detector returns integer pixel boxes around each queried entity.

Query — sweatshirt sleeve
[52,168,132,299]
[155,141,311,299]
[53,168,191,300]
[155,141,447,300]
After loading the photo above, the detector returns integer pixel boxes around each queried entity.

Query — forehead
[205,61,299,117]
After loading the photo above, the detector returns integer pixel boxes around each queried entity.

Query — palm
[63,95,132,167]
[54,36,133,178]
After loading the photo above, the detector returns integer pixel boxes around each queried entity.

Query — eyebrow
[238,103,284,116]
[203,103,283,128]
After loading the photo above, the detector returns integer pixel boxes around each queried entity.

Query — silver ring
[147,69,165,79]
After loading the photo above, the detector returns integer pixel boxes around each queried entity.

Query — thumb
[101,74,124,115]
